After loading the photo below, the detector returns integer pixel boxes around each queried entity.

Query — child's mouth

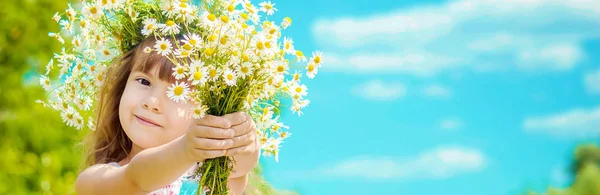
[134,115,162,127]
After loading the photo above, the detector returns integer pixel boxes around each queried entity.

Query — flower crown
[39,0,323,161]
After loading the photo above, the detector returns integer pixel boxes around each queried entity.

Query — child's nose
[142,96,161,114]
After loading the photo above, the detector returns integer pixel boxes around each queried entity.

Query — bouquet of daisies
[39,0,323,194]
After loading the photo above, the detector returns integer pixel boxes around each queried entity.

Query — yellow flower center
[180,50,189,57]
[183,44,192,50]
[296,50,304,57]
[220,36,228,45]
[227,74,233,80]
[228,4,235,12]
[189,39,197,45]
[242,54,249,62]
[207,14,216,21]
[160,43,167,50]
[204,48,214,56]
[103,50,110,56]
[265,42,271,49]
[295,87,302,93]
[307,63,315,72]
[209,69,217,77]
[269,29,276,35]
[273,125,279,131]
[177,67,185,74]
[174,86,183,95]
[90,7,97,14]
[97,74,104,81]
[285,42,290,49]
[194,108,201,115]
[241,66,249,73]
[208,34,217,42]
[67,113,74,120]
[80,20,86,28]
[264,4,272,9]
[166,20,175,27]
[314,56,321,64]
[220,15,229,23]
[256,42,264,50]
[240,13,249,20]
[146,24,153,30]
[277,65,284,73]
[194,72,203,80]
[180,3,187,8]
[102,0,108,5]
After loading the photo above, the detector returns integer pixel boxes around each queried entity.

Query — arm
[228,173,249,195]
[76,136,196,195]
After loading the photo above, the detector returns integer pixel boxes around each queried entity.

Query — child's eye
[135,78,151,87]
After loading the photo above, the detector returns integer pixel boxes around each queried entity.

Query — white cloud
[440,118,463,131]
[314,0,600,76]
[523,106,600,138]
[352,80,406,101]
[584,68,600,95]
[323,146,486,180]
[423,84,453,99]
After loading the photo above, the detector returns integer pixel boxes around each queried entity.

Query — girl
[75,36,260,195]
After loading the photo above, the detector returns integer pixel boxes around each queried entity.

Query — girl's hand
[182,115,236,162]
[223,112,260,178]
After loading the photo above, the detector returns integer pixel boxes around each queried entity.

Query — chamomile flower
[223,68,238,86]
[82,2,103,19]
[161,20,181,35]
[52,12,61,23]
[282,37,295,54]
[61,107,79,128]
[281,17,292,29]
[306,62,318,79]
[45,59,53,75]
[141,18,158,36]
[154,38,172,56]
[87,117,96,131]
[39,75,52,91]
[143,46,152,53]
[207,67,219,81]
[171,65,188,80]
[295,50,307,62]
[167,81,191,103]
[236,62,254,78]
[191,104,209,119]
[188,66,208,86]
[200,12,218,28]
[259,1,277,15]
[311,51,323,65]
[289,82,308,98]
[183,33,203,49]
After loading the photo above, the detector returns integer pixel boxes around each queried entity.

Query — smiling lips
[135,115,161,127]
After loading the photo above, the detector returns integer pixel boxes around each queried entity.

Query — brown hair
[83,36,177,167]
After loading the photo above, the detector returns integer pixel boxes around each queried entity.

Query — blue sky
[258,0,600,194]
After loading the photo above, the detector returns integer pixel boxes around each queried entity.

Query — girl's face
[119,64,193,150]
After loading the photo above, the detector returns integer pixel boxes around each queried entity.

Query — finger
[192,125,235,139]
[223,112,248,126]
[231,118,253,136]
[225,144,254,156]
[192,137,234,150]
[195,115,231,128]
[231,131,254,148]
[190,149,227,160]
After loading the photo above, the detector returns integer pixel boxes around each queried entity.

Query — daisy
[273,61,288,75]
[278,131,291,139]
[161,20,181,35]
[281,17,292,29]
[188,66,208,86]
[61,107,78,128]
[154,38,172,56]
[295,50,307,62]
[282,37,295,54]
[191,104,209,119]
[39,75,51,91]
[82,2,103,19]
[311,51,323,65]
[45,59,53,75]
[167,81,191,103]
[65,4,76,21]
[52,12,61,23]
[75,95,92,111]
[306,62,318,79]
[236,62,254,78]
[289,82,308,98]
[223,68,238,86]
[259,1,277,15]
[174,48,191,58]
[143,47,153,53]
[201,12,217,28]
[207,67,219,81]
[171,65,188,80]
[141,18,158,36]
[183,33,202,49]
